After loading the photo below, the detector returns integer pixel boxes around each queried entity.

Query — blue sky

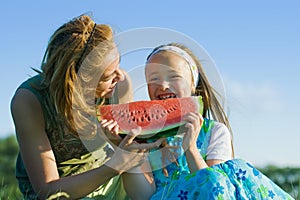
[1,1,299,167]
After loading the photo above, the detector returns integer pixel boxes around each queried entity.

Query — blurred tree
[0,135,22,199]
[258,165,300,199]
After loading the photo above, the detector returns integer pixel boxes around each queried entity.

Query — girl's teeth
[159,94,175,99]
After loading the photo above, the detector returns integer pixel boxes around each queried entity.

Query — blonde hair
[39,14,115,138]
[146,43,234,157]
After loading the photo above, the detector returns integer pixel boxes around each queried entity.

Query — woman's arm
[122,160,155,200]
[11,89,121,199]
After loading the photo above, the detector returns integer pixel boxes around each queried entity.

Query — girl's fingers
[185,123,194,132]
[184,113,198,123]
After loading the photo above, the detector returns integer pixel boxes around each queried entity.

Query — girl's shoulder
[203,118,229,134]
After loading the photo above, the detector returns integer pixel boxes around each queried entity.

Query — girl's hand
[100,119,122,145]
[106,127,164,174]
[181,112,203,151]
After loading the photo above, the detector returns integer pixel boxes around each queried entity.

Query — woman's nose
[114,68,125,82]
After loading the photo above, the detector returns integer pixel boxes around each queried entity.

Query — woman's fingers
[111,125,119,135]
[119,127,141,147]
[128,138,164,151]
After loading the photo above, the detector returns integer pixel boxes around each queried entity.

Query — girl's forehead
[146,52,190,73]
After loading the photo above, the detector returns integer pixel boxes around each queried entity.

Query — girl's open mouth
[157,93,177,100]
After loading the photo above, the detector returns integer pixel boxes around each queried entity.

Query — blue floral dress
[148,119,294,200]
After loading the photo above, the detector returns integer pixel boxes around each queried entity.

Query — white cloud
[223,77,284,115]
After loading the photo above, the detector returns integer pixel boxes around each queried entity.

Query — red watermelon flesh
[97,96,203,138]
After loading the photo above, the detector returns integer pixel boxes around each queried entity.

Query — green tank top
[15,74,128,200]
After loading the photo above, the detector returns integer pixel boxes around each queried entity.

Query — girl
[142,43,293,199]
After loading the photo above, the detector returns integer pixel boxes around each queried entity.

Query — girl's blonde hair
[147,43,234,157]
[39,14,115,139]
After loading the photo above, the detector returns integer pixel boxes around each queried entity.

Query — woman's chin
[104,90,115,98]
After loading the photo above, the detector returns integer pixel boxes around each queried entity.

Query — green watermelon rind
[119,126,181,142]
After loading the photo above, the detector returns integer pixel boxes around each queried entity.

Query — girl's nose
[159,81,169,91]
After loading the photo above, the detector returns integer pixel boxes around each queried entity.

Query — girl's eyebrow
[147,72,158,77]
[167,69,179,73]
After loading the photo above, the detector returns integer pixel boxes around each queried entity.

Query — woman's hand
[106,127,164,174]
[100,119,122,145]
[181,112,203,151]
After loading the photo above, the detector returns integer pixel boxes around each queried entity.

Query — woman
[11,14,162,199]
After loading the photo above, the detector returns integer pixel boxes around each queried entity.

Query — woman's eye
[102,73,115,82]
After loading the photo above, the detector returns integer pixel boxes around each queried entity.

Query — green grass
[0,183,22,200]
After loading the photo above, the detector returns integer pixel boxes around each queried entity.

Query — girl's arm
[11,89,161,199]
[182,113,208,172]
[205,122,233,166]
[184,115,232,171]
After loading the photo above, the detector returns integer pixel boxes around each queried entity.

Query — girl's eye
[171,74,182,78]
[149,77,159,82]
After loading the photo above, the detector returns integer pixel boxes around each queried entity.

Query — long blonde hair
[39,15,115,138]
[146,43,234,157]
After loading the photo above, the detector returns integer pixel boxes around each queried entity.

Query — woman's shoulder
[11,74,47,115]
[18,74,43,90]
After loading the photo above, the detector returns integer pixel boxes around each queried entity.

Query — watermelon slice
[97,96,203,139]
